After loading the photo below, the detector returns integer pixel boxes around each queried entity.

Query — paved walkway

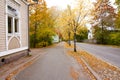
[16,42,90,80]
[0,48,43,80]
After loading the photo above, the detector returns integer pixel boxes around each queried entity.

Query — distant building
[86,23,93,40]
[0,0,29,65]
[88,28,93,39]
[52,35,59,43]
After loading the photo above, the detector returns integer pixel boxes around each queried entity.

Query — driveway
[77,43,120,68]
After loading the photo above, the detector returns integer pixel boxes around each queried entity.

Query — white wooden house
[0,0,29,65]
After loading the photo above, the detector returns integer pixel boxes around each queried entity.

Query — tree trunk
[74,31,77,52]
[101,20,104,44]
[68,31,71,46]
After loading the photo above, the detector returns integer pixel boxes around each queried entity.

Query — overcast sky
[45,0,76,9]
[45,0,116,9]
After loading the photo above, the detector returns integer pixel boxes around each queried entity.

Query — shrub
[37,41,48,48]
[108,32,120,46]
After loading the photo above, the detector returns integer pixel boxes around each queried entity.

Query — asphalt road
[16,42,90,80]
[77,43,120,68]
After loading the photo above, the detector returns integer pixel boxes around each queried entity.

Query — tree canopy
[29,0,56,48]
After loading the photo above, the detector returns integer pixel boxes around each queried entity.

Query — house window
[8,16,19,34]
[7,6,19,34]
[15,18,18,33]
[8,16,12,33]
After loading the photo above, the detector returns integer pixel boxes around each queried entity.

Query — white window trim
[19,14,22,47]
[14,18,19,34]
[14,0,21,5]
[7,13,20,34]
[6,3,22,50]
[13,17,15,34]
[0,47,28,57]
[6,0,8,50]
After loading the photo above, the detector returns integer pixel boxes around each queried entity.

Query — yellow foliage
[64,42,74,48]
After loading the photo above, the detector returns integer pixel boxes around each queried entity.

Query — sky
[45,0,115,9]
[45,0,116,29]
[45,0,76,9]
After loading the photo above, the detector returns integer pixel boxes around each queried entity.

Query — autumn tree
[110,0,120,46]
[92,0,116,44]
[115,0,120,10]
[29,0,55,48]
[49,7,63,42]
[70,0,92,52]
[57,6,74,45]
[57,0,92,52]
[76,27,88,42]
[93,0,116,27]
[115,0,120,29]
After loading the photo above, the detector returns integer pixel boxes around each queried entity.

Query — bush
[94,26,120,46]
[108,32,120,46]
[94,28,110,44]
[37,41,48,48]
[76,28,88,42]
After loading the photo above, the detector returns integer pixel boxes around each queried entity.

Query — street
[77,43,120,68]
[16,43,90,80]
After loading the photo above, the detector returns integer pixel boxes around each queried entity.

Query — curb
[64,43,99,80]
[75,45,102,80]
[77,45,120,80]
[80,56,102,80]
[86,50,120,70]
[76,46,101,80]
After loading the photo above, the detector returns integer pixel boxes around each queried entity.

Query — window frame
[14,18,19,33]
[7,5,20,35]
[8,16,13,34]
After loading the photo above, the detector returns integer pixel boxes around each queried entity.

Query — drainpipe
[27,4,31,55]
